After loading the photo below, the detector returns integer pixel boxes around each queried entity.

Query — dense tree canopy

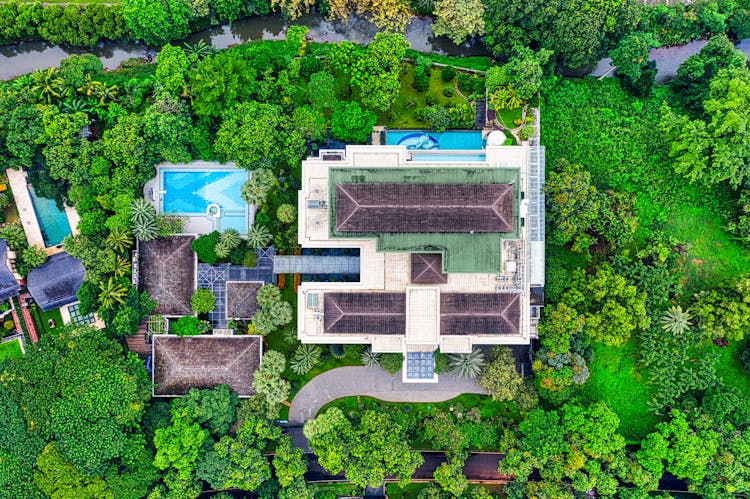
[304,407,424,487]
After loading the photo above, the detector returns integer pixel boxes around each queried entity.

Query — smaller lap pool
[28,186,71,247]
[411,153,487,162]
[386,130,484,150]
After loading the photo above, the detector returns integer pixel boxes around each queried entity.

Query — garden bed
[0,337,23,361]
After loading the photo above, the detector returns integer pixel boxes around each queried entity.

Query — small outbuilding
[26,251,84,312]
[152,334,262,397]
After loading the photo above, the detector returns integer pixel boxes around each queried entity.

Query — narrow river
[0,13,486,80]
[0,12,748,81]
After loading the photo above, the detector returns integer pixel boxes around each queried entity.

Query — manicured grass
[311,483,363,495]
[576,339,661,442]
[0,338,23,361]
[494,107,523,128]
[377,63,475,128]
[387,483,432,498]
[714,339,750,397]
[30,306,63,338]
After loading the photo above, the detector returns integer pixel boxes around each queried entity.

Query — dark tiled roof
[153,335,262,397]
[440,293,520,335]
[324,292,406,334]
[26,252,84,311]
[139,236,195,316]
[225,281,262,320]
[0,241,20,302]
[410,253,447,284]
[335,183,514,233]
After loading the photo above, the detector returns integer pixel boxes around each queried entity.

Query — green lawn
[387,483,432,498]
[0,338,23,361]
[376,63,475,128]
[30,306,63,338]
[576,339,660,442]
[714,339,750,397]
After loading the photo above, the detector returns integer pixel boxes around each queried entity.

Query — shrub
[434,351,449,374]
[519,125,535,141]
[425,95,438,106]
[441,66,456,82]
[171,316,209,336]
[413,66,429,92]
[343,343,365,358]
[299,55,322,78]
[379,353,404,374]
[242,250,258,268]
[329,344,345,359]
[191,231,220,264]
[427,105,451,132]
[443,86,454,97]
[190,288,216,315]
[276,204,297,224]
[742,346,750,372]
[3,320,14,331]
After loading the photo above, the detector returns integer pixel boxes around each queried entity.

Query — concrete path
[288,366,486,424]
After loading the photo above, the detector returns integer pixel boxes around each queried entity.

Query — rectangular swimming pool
[411,153,487,162]
[385,130,484,150]
[160,167,249,234]
[28,186,71,247]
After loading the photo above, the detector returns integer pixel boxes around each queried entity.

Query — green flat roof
[328,167,520,273]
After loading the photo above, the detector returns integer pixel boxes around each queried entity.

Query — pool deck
[6,169,80,253]
[7,169,45,248]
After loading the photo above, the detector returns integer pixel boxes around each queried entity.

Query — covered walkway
[273,255,360,275]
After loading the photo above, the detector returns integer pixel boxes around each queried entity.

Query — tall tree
[432,0,485,44]
[304,407,424,487]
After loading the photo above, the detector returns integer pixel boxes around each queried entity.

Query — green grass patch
[30,306,63,338]
[0,338,22,361]
[387,482,432,498]
[576,339,660,442]
[374,63,474,128]
[311,483,363,495]
[494,107,523,128]
[713,339,750,397]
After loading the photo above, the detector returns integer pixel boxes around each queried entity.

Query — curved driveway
[288,366,486,424]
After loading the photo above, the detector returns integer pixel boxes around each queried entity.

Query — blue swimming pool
[386,130,484,150]
[28,186,71,247]
[160,167,249,233]
[411,153,487,162]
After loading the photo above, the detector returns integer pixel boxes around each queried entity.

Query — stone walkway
[288,366,486,424]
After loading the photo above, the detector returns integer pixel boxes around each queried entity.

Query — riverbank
[0,13,485,80]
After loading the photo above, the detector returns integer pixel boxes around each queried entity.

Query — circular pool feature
[397,133,440,150]
[486,130,507,146]
[206,203,221,217]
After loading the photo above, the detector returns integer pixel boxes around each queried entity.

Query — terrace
[152,334,262,397]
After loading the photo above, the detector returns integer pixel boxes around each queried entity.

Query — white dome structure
[486,130,507,146]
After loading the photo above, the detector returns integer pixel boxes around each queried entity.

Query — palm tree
[360,348,381,367]
[660,305,692,337]
[214,240,232,259]
[290,344,322,375]
[282,324,300,346]
[98,277,127,309]
[31,68,67,104]
[219,229,242,249]
[448,348,486,379]
[131,198,156,225]
[113,256,132,278]
[247,225,272,248]
[183,39,216,61]
[106,227,133,253]
[77,74,101,97]
[132,217,158,241]
[92,83,119,104]
[490,85,524,112]
[59,97,93,115]
[9,74,33,91]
